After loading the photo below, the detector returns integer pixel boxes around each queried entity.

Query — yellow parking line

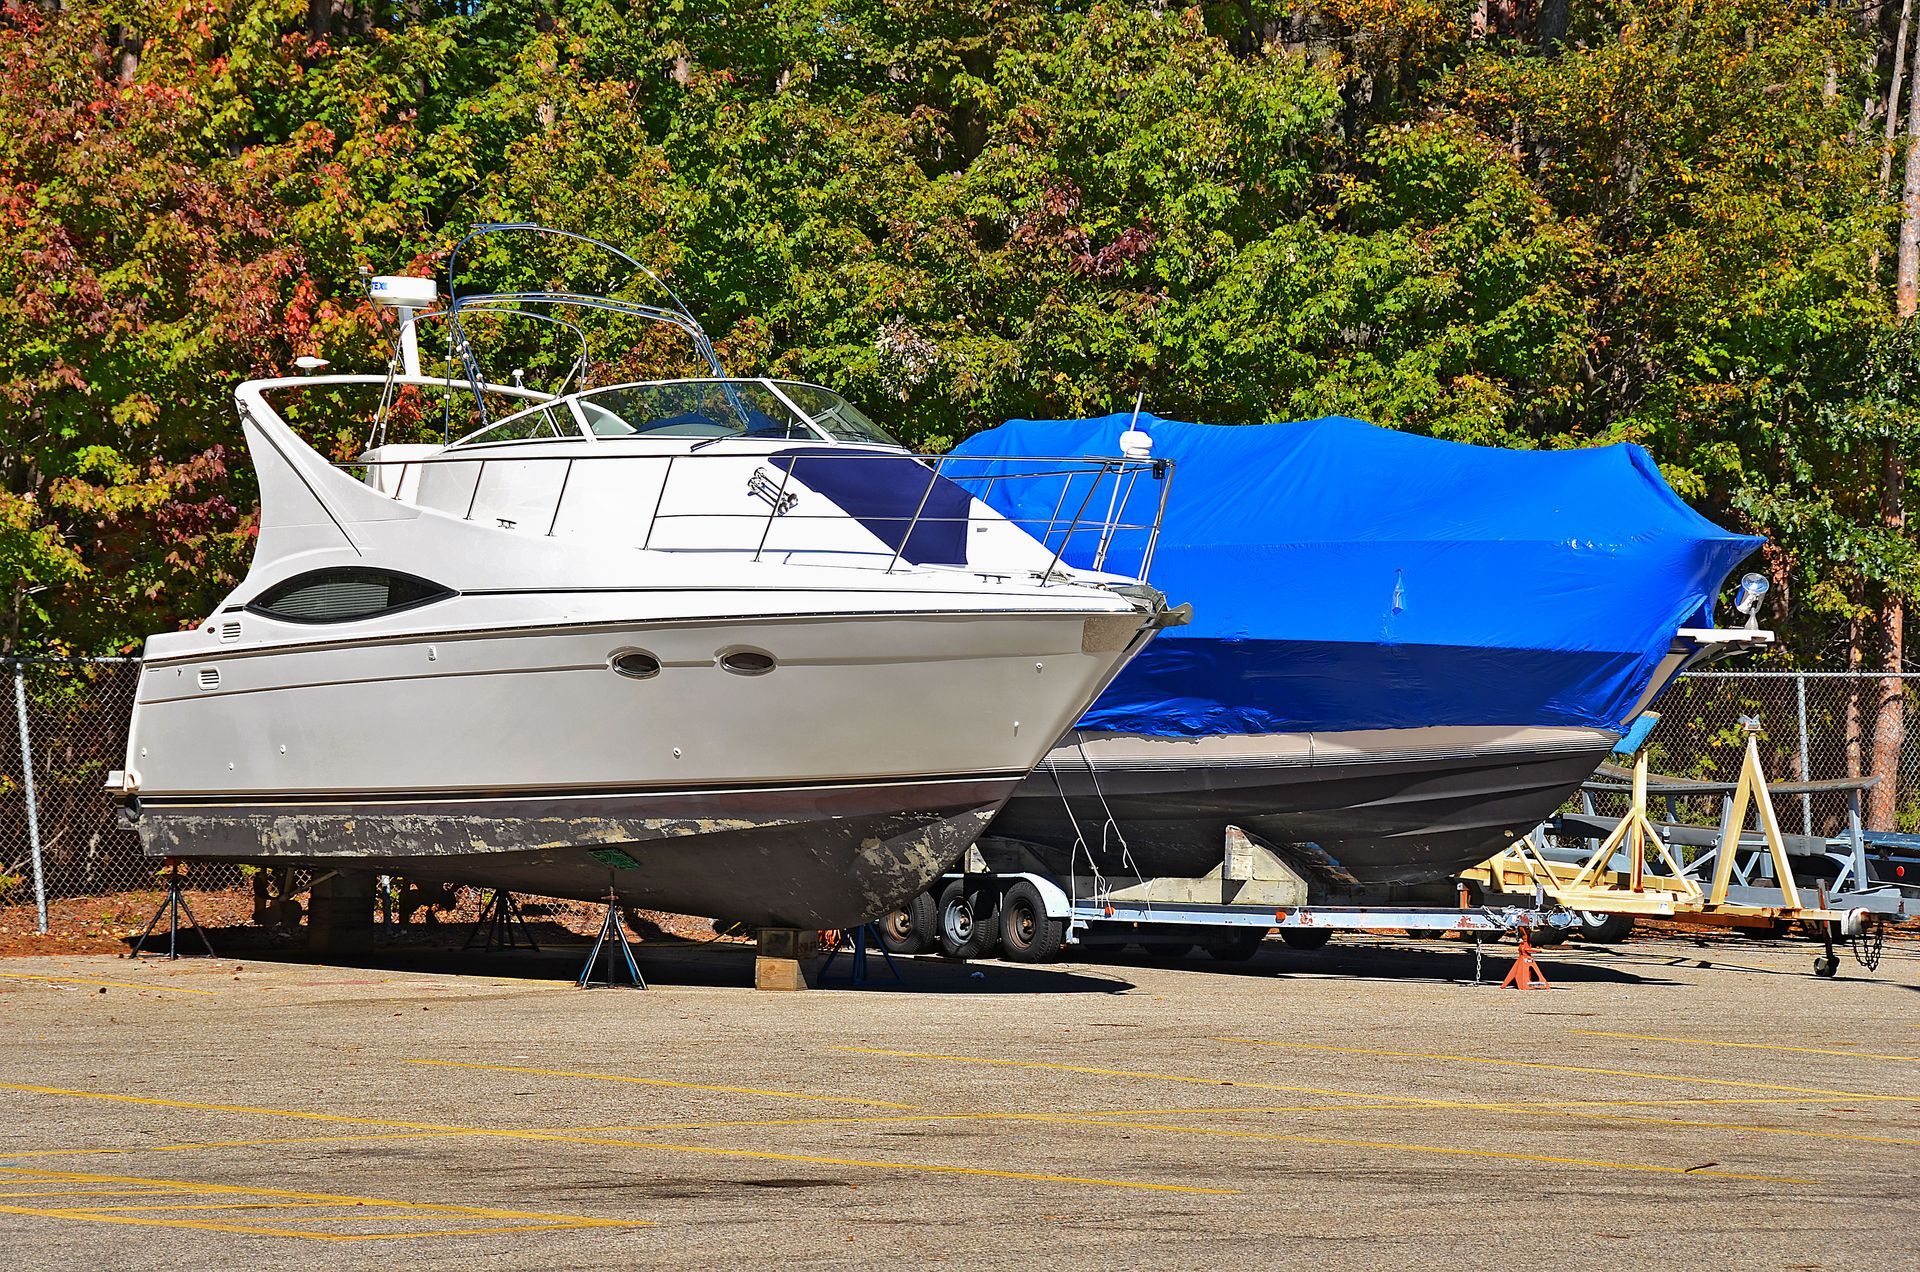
[0,1167,634,1222]
[1001,1114,1809,1184]
[0,1166,638,1241]
[1071,1097,1920,1147]
[0,1188,184,1198]
[1573,1030,1920,1063]
[406,1059,918,1109]
[833,1047,1465,1107]
[0,1204,609,1241]
[2,1131,483,1162]
[0,1085,1229,1196]
[832,1050,1913,1153]
[75,1201,376,1212]
[1211,1038,1912,1101]
[0,971,216,996]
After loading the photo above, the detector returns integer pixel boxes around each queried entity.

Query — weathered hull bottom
[989,728,1619,895]
[133,775,1014,928]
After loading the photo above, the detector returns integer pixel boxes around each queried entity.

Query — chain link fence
[3,657,1916,942]
[0,656,620,945]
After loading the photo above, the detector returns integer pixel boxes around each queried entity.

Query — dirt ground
[0,888,737,957]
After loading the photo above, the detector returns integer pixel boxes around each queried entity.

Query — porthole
[611,651,662,680]
[718,649,776,676]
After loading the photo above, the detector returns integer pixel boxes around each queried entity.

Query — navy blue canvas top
[949,414,1763,737]
[773,448,971,566]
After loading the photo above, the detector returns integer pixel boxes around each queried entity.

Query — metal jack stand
[578,888,645,989]
[462,888,539,953]
[1500,925,1552,990]
[817,924,901,986]
[130,859,216,960]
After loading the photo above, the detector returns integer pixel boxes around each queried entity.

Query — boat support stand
[130,859,216,960]
[578,887,646,990]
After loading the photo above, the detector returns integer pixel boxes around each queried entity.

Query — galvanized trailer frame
[905,828,1570,968]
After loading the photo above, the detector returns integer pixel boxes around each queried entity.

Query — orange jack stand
[1501,927,1552,990]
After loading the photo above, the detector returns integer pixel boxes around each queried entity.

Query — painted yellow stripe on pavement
[0,1205,610,1242]
[0,1166,635,1222]
[405,1058,918,1109]
[0,971,216,995]
[1573,1030,1920,1063]
[1082,1098,1920,1149]
[1211,1038,1912,1101]
[0,1166,638,1241]
[834,1048,1915,1154]
[0,1084,1229,1196]
[1004,1114,1810,1184]
[833,1047,1466,1107]
[2,1130,485,1162]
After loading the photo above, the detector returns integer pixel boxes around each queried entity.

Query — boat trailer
[1461,718,1918,977]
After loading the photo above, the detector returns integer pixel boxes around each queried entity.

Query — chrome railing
[338,447,1171,584]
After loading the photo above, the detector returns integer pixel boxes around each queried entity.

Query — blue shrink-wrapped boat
[949,413,1766,894]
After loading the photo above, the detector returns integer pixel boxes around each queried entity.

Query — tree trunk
[1867,566,1906,831]
[1874,7,1920,830]
[1846,611,1865,780]
[1536,0,1570,50]
[1883,1,1915,194]
[1898,18,1920,311]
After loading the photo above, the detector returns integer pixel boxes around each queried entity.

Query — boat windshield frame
[447,377,907,450]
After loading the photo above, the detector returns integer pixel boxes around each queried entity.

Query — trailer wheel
[878,890,939,956]
[1576,912,1635,944]
[1201,929,1267,962]
[936,879,999,960]
[1812,953,1840,978]
[1279,928,1332,951]
[997,882,1064,963]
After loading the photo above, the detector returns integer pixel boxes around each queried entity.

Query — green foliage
[1,0,1916,661]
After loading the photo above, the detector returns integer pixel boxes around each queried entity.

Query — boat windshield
[448,379,903,448]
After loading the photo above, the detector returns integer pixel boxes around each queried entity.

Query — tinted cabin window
[249,570,452,622]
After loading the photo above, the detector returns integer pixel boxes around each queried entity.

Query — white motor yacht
[117,226,1177,928]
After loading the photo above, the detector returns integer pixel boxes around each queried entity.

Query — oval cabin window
[611,651,662,679]
[719,650,776,676]
[247,569,453,623]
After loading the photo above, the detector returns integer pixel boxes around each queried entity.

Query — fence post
[11,661,47,935]
[1794,672,1812,837]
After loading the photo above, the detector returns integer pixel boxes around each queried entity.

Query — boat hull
[127,607,1151,926]
[988,726,1619,893]
[133,775,1012,928]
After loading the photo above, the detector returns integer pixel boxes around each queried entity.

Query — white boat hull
[129,607,1150,925]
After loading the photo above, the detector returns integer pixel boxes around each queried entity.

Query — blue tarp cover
[949,414,1763,738]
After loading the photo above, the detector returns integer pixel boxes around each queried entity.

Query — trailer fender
[930,870,1071,919]
[997,872,1072,920]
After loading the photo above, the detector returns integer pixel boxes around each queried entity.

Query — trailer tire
[1576,912,1636,944]
[878,890,939,956]
[1279,928,1332,951]
[1202,929,1267,962]
[936,879,999,960]
[997,882,1064,963]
